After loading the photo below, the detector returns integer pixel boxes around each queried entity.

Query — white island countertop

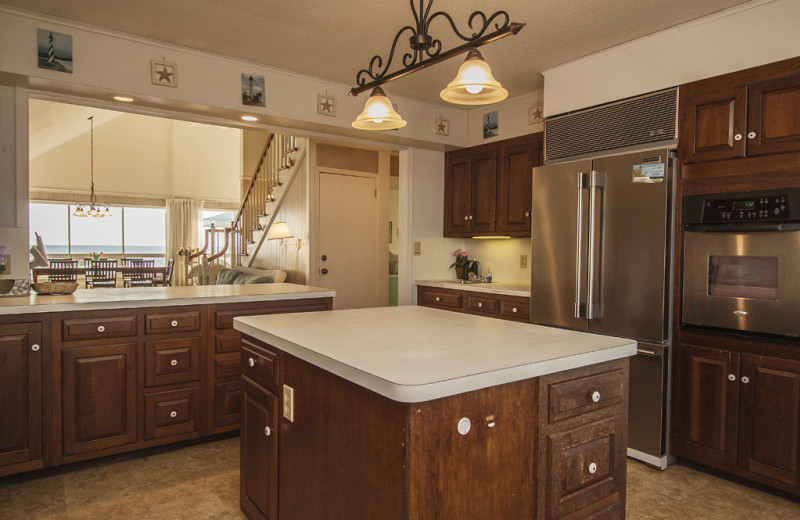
[234,306,636,403]
[0,283,335,315]
[416,279,530,297]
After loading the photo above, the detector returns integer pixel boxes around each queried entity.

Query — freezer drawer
[627,341,669,469]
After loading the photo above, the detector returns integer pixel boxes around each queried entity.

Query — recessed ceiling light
[113,95,135,102]
[241,115,258,121]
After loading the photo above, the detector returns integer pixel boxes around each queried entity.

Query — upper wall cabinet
[444,133,543,238]
[680,57,800,165]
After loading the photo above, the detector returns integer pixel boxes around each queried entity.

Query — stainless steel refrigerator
[531,147,674,469]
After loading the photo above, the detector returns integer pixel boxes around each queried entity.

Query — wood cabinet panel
[497,134,542,236]
[214,380,242,427]
[145,310,201,335]
[215,331,241,354]
[417,285,530,323]
[62,343,138,456]
[681,85,747,163]
[240,379,279,520]
[144,387,201,440]
[465,293,499,316]
[748,74,800,156]
[548,368,625,424]
[144,336,201,387]
[61,314,137,342]
[242,340,280,395]
[499,297,530,322]
[416,286,463,310]
[470,150,497,234]
[444,153,472,237]
[0,322,43,472]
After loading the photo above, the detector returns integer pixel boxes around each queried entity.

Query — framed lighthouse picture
[241,73,265,107]
[37,29,73,73]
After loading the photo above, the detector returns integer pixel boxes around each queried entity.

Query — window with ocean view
[30,202,166,262]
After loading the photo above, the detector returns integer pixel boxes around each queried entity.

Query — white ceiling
[3,0,748,106]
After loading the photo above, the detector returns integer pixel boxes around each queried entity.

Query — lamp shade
[352,87,407,130]
[440,49,508,105]
[267,222,294,241]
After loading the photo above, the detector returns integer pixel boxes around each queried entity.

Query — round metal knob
[734,133,743,141]
[31,344,40,352]
[321,255,327,261]
[97,325,105,333]
[512,307,518,313]
[591,391,601,403]
[171,320,178,327]
[248,357,255,367]
[728,374,736,381]
[741,376,750,384]
[477,302,483,308]
[170,359,178,367]
[321,268,329,275]
[588,462,597,474]
[264,426,272,437]
[435,297,441,302]
[170,411,177,418]
[747,131,756,139]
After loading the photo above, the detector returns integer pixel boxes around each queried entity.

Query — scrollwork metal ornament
[349,0,524,96]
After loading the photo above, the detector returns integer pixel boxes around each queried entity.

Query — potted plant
[450,249,469,280]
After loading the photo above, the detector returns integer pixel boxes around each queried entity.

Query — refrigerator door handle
[587,170,605,319]
[574,173,589,319]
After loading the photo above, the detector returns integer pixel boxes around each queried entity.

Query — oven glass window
[708,256,778,300]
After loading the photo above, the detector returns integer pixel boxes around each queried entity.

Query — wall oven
[682,188,800,338]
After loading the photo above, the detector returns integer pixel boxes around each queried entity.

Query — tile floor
[1,436,798,519]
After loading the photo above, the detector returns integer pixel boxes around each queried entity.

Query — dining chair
[124,259,156,287]
[120,258,143,287]
[85,259,118,288]
[48,259,79,282]
[156,258,175,286]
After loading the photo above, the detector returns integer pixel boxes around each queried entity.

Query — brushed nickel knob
[248,357,255,368]
[31,344,40,352]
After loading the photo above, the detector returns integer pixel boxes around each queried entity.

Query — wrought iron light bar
[349,1,524,97]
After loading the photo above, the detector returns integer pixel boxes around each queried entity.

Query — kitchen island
[234,306,636,520]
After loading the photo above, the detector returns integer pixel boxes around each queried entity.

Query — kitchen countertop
[416,279,530,297]
[234,306,635,403]
[0,283,336,315]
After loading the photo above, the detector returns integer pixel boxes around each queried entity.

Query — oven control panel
[700,193,792,223]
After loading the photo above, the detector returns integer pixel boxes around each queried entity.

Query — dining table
[32,266,171,286]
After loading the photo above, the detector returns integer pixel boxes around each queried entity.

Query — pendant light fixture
[349,1,524,129]
[351,87,407,130]
[440,48,508,105]
[73,116,111,218]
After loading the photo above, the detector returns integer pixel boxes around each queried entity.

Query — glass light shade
[267,222,294,241]
[440,49,508,105]
[352,87,407,130]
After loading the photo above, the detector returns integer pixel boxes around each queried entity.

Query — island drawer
[418,287,463,309]
[145,311,201,335]
[465,294,500,315]
[61,314,138,342]
[144,387,201,440]
[144,336,201,387]
[499,297,530,322]
[545,415,625,519]
[242,340,280,393]
[547,367,625,424]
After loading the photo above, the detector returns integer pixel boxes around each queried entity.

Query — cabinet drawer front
[242,340,280,392]
[215,355,241,379]
[214,380,242,427]
[61,315,137,342]
[144,387,201,440]
[145,311,201,335]
[547,415,625,519]
[499,298,530,321]
[419,289,463,309]
[214,331,241,354]
[549,368,625,424]
[466,294,499,315]
[144,337,201,387]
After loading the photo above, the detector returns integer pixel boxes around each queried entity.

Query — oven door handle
[684,222,800,233]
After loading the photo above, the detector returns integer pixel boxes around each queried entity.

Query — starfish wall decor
[151,60,177,87]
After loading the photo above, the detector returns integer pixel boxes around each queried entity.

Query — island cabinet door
[240,378,279,520]
[61,343,138,456]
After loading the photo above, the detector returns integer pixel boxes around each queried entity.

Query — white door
[319,172,380,310]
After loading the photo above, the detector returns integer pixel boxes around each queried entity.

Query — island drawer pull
[170,359,178,367]
[588,462,597,474]
[591,391,600,403]
[97,325,105,333]
[31,344,41,352]
[264,426,272,437]
[248,357,256,368]
[512,307,518,313]
[170,410,178,418]
[171,320,179,327]
[435,297,441,302]
[477,302,483,308]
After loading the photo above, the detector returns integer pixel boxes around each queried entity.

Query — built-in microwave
[682,188,800,338]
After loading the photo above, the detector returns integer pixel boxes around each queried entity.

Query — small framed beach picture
[37,29,73,73]
[483,111,498,139]
[152,60,177,87]
[317,93,336,117]
[434,116,449,136]
[242,73,266,106]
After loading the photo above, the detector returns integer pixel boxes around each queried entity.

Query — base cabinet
[417,285,530,323]
[240,379,279,520]
[0,320,44,477]
[674,334,800,493]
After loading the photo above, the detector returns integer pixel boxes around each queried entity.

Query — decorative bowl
[32,281,79,295]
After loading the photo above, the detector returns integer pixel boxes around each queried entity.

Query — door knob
[321,255,327,261]
[321,268,329,275]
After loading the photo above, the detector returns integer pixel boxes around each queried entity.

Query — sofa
[214,266,287,285]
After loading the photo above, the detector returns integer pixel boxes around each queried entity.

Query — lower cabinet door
[241,378,279,520]
[62,343,138,456]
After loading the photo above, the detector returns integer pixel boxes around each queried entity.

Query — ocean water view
[41,245,165,256]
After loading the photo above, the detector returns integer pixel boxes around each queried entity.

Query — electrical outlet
[520,254,528,268]
[413,241,421,255]
[283,384,294,422]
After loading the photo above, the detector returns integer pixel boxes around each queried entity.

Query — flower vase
[455,267,465,280]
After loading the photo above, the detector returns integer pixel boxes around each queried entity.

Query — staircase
[230,133,303,267]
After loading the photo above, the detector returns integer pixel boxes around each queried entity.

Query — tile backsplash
[0,278,31,297]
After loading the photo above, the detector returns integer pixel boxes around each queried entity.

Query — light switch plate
[520,254,528,268]
[413,241,421,255]
[283,384,294,422]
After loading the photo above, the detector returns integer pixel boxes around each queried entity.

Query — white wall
[543,0,800,117]
[466,90,544,148]
[0,85,29,282]
[465,238,531,285]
